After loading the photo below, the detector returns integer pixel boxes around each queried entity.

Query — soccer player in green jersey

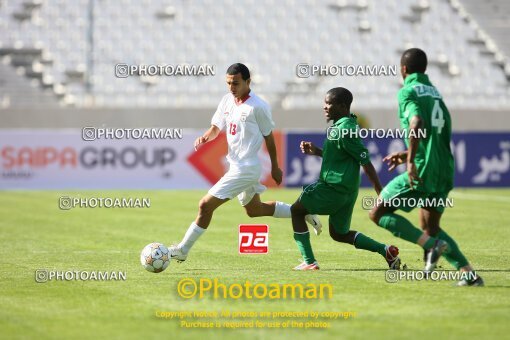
[290,87,401,271]
[369,48,483,286]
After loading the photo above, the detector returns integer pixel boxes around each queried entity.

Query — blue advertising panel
[285,132,510,188]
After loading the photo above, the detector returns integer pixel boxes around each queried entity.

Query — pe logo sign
[239,224,269,254]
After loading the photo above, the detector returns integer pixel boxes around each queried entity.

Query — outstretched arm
[362,161,383,196]
[407,115,423,188]
[264,132,283,185]
[300,141,323,157]
[194,125,221,151]
[383,150,408,171]
[399,88,424,188]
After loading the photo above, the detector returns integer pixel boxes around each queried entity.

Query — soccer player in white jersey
[169,63,321,262]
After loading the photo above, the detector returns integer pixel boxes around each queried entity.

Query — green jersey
[320,114,370,193]
[398,73,454,193]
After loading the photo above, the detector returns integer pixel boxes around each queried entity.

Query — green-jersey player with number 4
[369,48,483,286]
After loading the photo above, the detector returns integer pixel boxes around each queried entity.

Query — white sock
[273,201,292,218]
[178,222,206,254]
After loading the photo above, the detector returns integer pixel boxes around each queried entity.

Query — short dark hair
[326,87,353,109]
[226,63,250,80]
[401,48,427,74]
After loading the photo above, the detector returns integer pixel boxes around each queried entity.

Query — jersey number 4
[431,100,445,134]
[228,122,237,135]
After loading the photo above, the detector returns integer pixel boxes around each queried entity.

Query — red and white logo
[239,224,269,254]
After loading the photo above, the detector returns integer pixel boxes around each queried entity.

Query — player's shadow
[171,269,510,277]
[321,268,510,272]
[321,268,388,272]
[321,268,510,288]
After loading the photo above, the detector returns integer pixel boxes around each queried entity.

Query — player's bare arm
[362,162,383,196]
[383,151,408,171]
[194,125,221,151]
[407,115,423,188]
[263,132,283,185]
[300,141,323,157]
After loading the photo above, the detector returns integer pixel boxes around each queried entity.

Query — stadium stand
[0,0,508,111]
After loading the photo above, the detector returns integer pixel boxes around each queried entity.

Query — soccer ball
[140,243,170,273]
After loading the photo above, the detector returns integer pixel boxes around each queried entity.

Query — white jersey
[211,91,274,167]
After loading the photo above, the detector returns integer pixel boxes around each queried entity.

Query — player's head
[324,87,353,122]
[400,48,427,79]
[226,63,251,99]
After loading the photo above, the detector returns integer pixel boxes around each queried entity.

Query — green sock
[436,230,469,269]
[353,232,386,257]
[378,213,435,249]
[293,232,316,264]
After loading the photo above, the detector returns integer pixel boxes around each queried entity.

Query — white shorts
[208,164,267,206]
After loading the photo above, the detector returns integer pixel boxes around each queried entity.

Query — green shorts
[299,181,358,235]
[380,172,450,213]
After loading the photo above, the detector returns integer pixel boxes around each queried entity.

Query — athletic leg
[420,207,483,285]
[370,202,438,249]
[170,194,228,262]
[242,191,323,234]
[243,193,287,217]
[329,223,400,269]
[195,194,229,229]
[290,201,318,268]
[420,208,469,270]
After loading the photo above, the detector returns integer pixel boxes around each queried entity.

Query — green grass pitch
[0,189,509,339]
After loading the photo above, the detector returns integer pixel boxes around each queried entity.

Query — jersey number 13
[228,122,237,135]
